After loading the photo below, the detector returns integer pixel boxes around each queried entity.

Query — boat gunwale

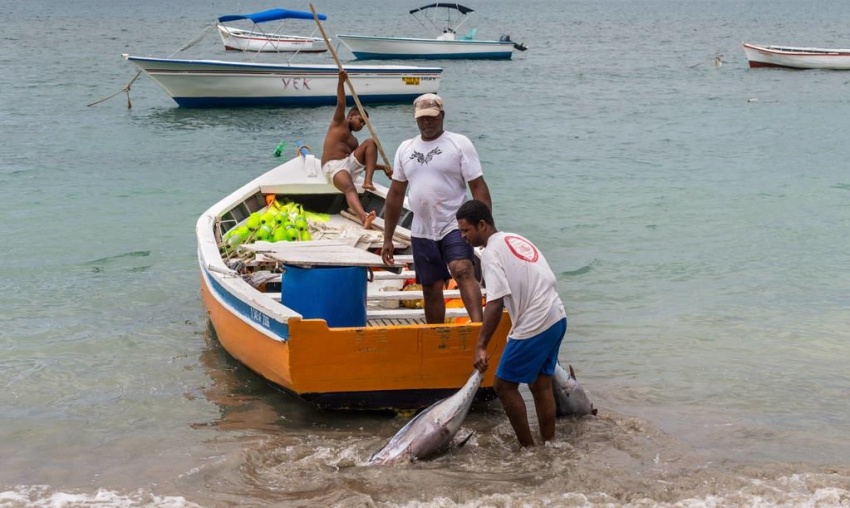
[336,33,515,47]
[743,42,850,56]
[123,54,444,73]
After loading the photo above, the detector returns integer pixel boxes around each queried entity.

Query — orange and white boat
[197,147,509,412]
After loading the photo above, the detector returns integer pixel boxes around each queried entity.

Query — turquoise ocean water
[2,0,849,505]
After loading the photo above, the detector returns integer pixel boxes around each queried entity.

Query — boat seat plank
[371,270,416,280]
[367,289,485,301]
[367,307,470,320]
[367,317,427,326]
[322,213,409,249]
[377,247,481,267]
[368,216,411,241]
[243,268,415,286]
[243,240,390,267]
[269,288,483,302]
[262,294,464,323]
[340,209,412,242]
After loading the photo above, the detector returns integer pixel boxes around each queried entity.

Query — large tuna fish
[368,370,482,465]
[553,363,597,417]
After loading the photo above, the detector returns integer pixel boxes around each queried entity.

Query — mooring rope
[170,23,217,56]
[87,23,216,108]
[86,71,141,108]
[690,44,739,69]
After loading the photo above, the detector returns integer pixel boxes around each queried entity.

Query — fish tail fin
[455,429,475,448]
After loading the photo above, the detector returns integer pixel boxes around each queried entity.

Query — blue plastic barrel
[281,265,367,328]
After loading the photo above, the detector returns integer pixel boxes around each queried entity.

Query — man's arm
[331,70,348,125]
[474,297,504,372]
[380,179,408,266]
[468,176,492,211]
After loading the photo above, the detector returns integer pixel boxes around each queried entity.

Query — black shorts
[410,230,474,286]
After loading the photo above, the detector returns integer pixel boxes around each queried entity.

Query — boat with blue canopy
[217,7,329,53]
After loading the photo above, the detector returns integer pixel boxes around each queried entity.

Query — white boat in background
[123,55,442,108]
[742,42,850,70]
[336,3,527,60]
[216,8,328,53]
[218,26,327,53]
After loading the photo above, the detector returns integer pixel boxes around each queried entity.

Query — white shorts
[322,154,365,182]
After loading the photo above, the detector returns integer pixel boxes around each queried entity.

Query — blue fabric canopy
[409,3,474,15]
[218,8,326,24]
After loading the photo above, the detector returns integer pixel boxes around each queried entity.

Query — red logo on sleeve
[504,235,539,263]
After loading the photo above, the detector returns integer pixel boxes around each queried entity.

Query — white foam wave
[0,486,201,508]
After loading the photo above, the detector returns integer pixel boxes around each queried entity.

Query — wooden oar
[309,4,392,172]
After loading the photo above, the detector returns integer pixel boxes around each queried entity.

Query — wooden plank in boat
[243,240,389,267]
[367,289,486,301]
[367,307,470,320]
[371,269,416,280]
[265,293,467,323]
[340,210,412,242]
[370,216,411,241]
[364,247,478,267]
[367,317,427,326]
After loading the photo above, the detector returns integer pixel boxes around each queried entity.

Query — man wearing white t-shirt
[456,199,567,448]
[380,93,492,324]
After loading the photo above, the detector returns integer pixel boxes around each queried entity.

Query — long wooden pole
[310,4,392,171]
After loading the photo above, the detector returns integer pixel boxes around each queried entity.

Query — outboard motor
[500,33,528,51]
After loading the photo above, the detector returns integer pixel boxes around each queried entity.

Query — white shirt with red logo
[392,131,483,240]
[481,232,566,340]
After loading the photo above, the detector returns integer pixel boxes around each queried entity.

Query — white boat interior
[216,185,482,327]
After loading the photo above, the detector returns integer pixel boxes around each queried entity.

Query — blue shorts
[410,230,474,286]
[496,318,567,384]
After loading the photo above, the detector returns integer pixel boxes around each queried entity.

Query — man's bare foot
[362,181,376,191]
[362,211,376,229]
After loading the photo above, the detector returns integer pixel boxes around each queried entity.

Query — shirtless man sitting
[321,70,390,229]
